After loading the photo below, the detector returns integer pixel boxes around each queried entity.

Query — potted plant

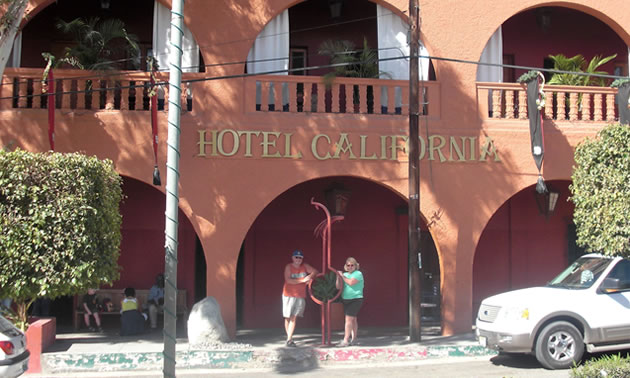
[546,53,617,116]
[310,271,340,303]
[309,271,344,331]
[42,16,140,109]
[318,38,389,113]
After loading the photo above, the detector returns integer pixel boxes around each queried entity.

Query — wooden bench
[73,289,188,330]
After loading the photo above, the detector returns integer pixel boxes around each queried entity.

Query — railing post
[316,83,324,112]
[120,80,129,110]
[505,90,514,119]
[569,92,578,121]
[33,79,43,109]
[582,93,591,121]
[288,82,297,113]
[18,76,27,108]
[260,81,269,112]
[605,93,616,122]
[518,89,527,119]
[358,85,367,114]
[331,84,340,113]
[544,91,553,120]
[491,90,501,118]
[594,93,603,121]
[557,92,566,120]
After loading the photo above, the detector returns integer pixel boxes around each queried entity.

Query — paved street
[34,354,570,377]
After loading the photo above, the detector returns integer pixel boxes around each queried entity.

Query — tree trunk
[0,0,28,77]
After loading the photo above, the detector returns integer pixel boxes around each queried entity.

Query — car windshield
[547,257,612,289]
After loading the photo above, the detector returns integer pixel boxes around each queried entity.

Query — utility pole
[408,0,422,342]
[163,0,185,376]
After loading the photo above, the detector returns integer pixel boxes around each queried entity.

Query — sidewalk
[34,325,494,375]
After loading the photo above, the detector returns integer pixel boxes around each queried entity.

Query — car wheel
[534,321,584,370]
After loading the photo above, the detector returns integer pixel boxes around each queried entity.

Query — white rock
[187,296,230,346]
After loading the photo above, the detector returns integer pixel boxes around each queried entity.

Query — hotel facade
[1,0,628,336]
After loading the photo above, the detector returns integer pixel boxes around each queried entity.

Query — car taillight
[0,340,15,355]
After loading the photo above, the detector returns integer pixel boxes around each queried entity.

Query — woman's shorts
[282,295,305,318]
[342,298,363,317]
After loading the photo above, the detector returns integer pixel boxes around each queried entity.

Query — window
[290,48,307,75]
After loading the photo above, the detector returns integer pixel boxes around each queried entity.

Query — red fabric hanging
[48,70,55,151]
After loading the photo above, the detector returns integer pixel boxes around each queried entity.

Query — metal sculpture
[308,197,344,346]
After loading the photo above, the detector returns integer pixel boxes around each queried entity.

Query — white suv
[476,253,630,369]
[0,314,29,377]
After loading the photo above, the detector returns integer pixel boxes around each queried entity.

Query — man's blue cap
[292,250,304,257]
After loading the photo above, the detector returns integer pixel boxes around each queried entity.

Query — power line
[2,53,627,103]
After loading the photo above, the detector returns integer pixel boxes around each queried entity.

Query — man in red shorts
[282,250,317,347]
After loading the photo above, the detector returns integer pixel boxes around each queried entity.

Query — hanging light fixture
[324,184,351,217]
[328,0,343,19]
[100,0,111,9]
[534,186,559,218]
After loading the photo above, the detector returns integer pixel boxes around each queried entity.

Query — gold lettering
[468,137,477,160]
[479,136,500,162]
[418,135,426,160]
[429,135,446,162]
[333,133,357,159]
[359,135,377,159]
[218,129,239,156]
[389,135,407,161]
[261,131,282,158]
[283,133,302,159]
[312,134,332,160]
[448,136,467,162]
[197,130,218,157]
[380,135,388,159]
[237,130,260,157]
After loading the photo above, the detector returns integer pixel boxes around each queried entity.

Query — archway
[477,6,627,83]
[236,176,441,329]
[472,179,574,319]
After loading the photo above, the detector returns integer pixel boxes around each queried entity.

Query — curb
[42,345,496,374]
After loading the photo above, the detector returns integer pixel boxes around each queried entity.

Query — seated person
[120,287,147,336]
[82,288,103,332]
[147,274,165,329]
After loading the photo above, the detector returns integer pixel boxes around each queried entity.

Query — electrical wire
[3,52,627,103]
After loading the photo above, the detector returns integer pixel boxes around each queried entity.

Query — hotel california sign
[197,129,501,162]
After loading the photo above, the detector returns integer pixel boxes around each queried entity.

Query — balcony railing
[1,68,196,112]
[245,75,440,117]
[477,82,619,122]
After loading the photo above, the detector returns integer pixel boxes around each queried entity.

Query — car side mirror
[600,277,627,293]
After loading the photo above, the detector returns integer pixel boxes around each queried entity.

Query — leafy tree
[0,150,123,329]
[52,16,140,70]
[570,123,630,257]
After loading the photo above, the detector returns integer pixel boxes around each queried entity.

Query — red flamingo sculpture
[308,197,344,346]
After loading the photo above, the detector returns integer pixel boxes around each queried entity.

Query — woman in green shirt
[336,257,364,347]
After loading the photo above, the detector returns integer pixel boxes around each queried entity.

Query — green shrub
[0,149,122,329]
[570,354,630,378]
[570,123,630,257]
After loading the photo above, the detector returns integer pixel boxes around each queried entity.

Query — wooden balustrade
[477,82,619,122]
[1,68,199,112]
[245,75,440,117]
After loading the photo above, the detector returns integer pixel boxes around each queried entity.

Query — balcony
[2,69,442,121]
[0,68,197,112]
[245,75,440,118]
[477,82,620,123]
